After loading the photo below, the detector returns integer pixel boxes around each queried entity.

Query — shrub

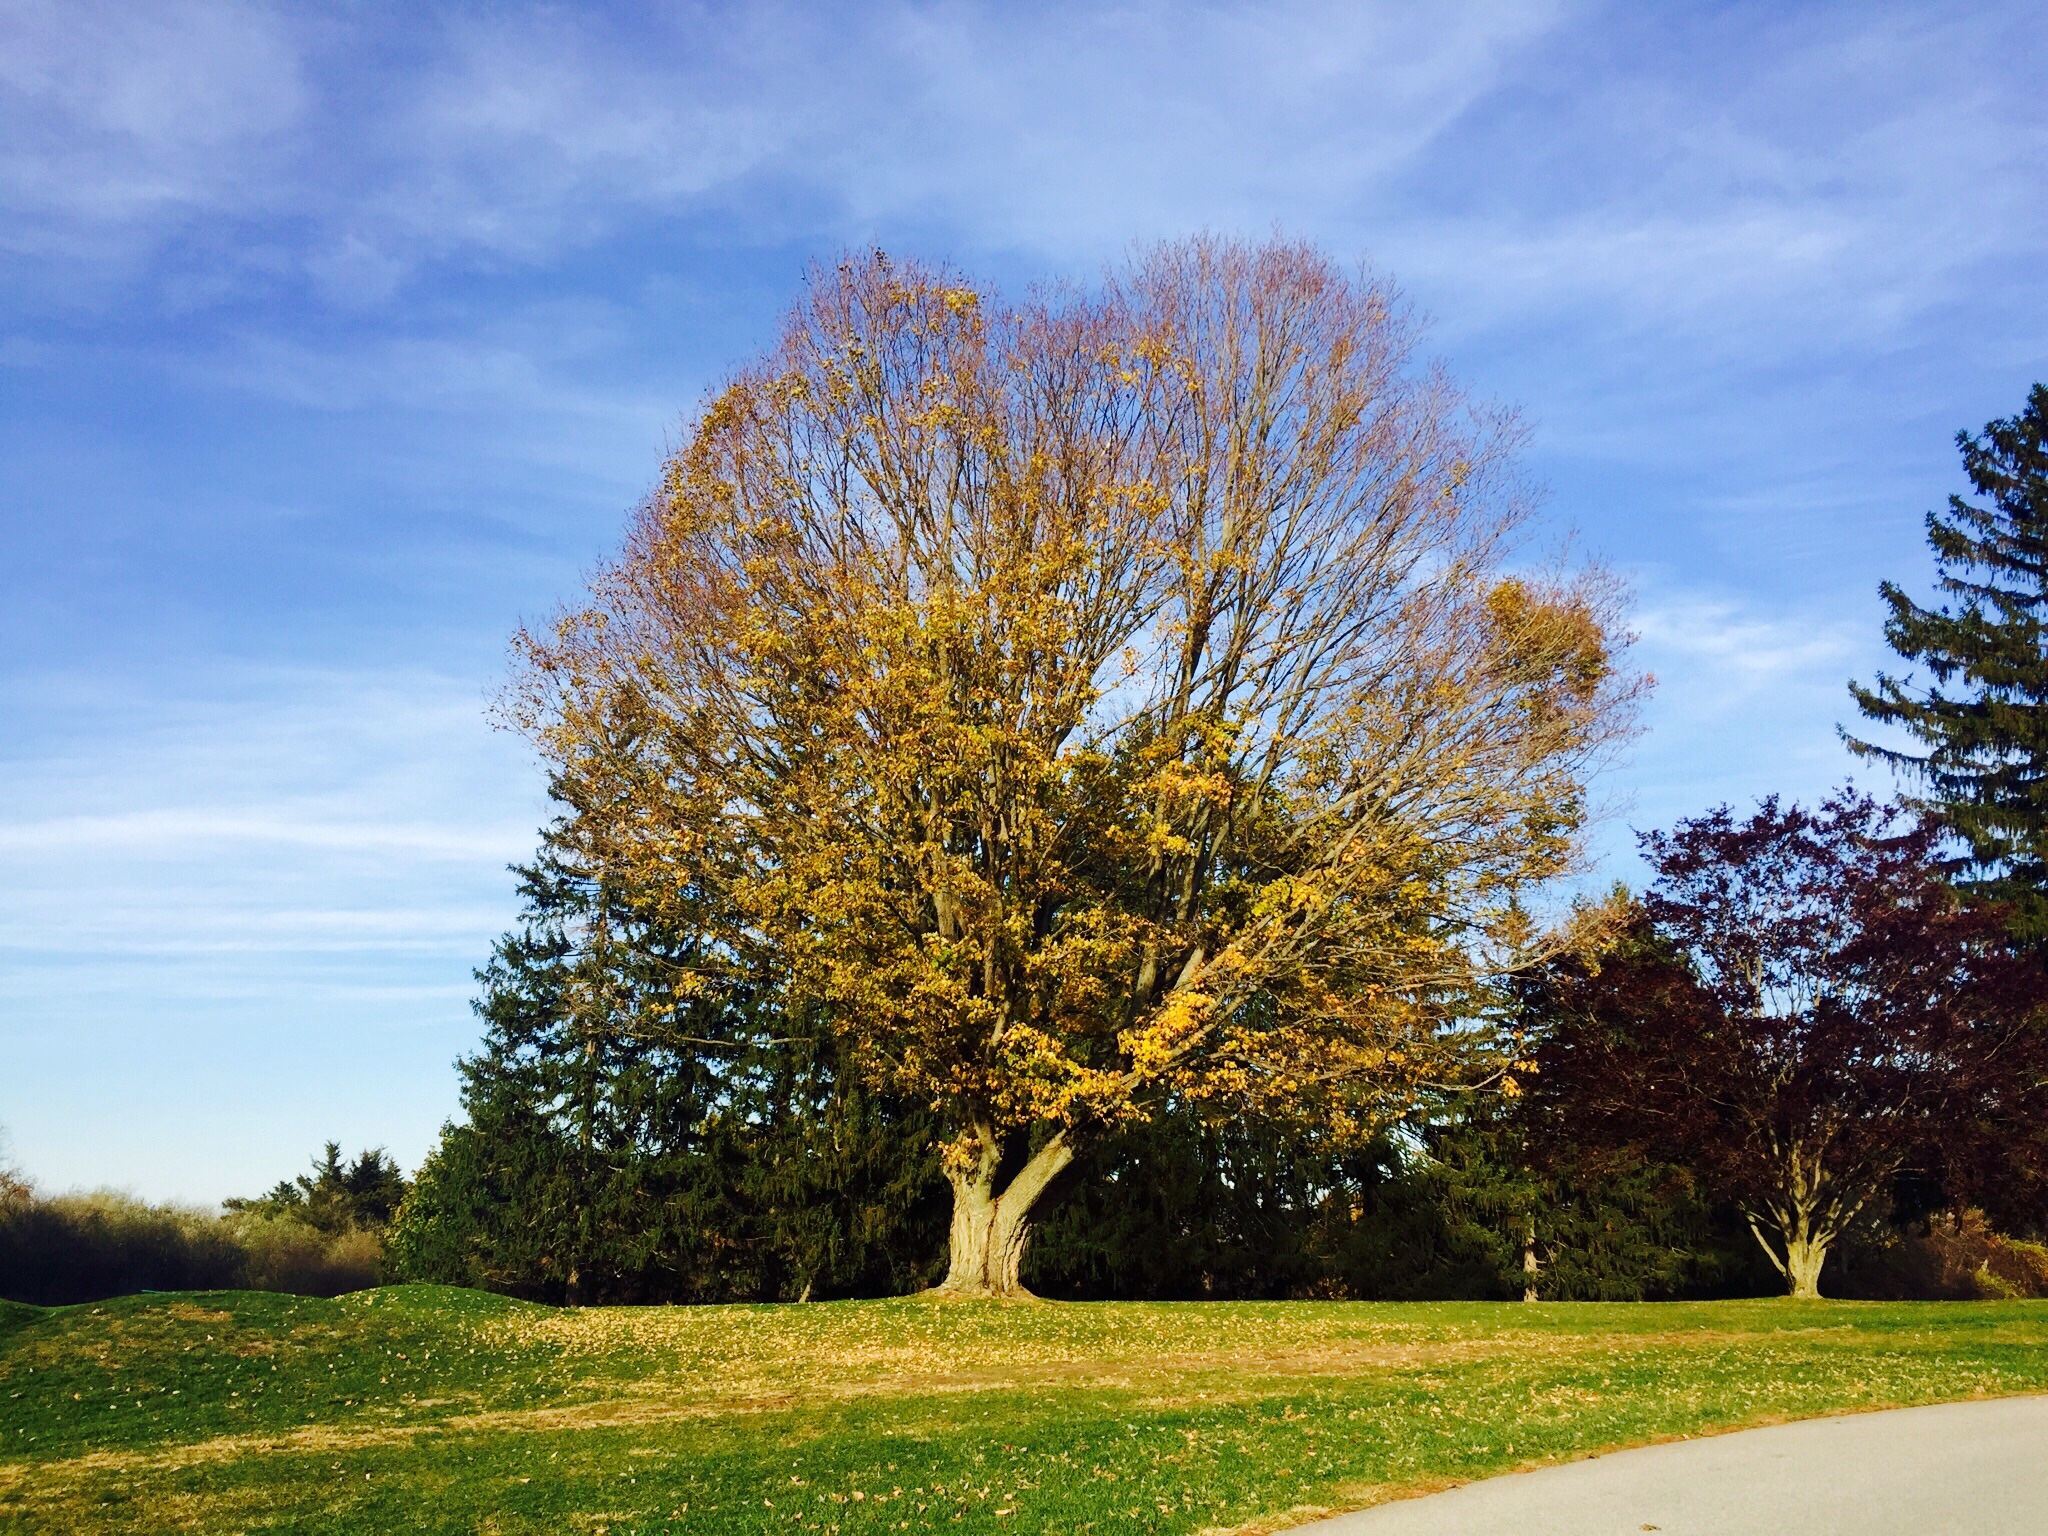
[1835,1209,2048,1299]
[0,1191,247,1306]
[0,1189,391,1306]
[223,1212,382,1296]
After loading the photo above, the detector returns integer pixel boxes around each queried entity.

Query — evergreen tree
[1460,1099,1751,1302]
[1848,384,2048,933]
[386,807,947,1303]
[1025,1107,1369,1300]
[1022,1092,1737,1302]
[225,1144,409,1234]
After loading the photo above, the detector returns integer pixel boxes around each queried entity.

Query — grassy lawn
[2,1287,2045,1534]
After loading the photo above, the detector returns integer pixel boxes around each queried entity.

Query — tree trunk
[1747,1148,1836,1300]
[1782,1232,1827,1299]
[934,1126,1074,1297]
[1748,1212,1833,1299]
[1522,1214,1540,1303]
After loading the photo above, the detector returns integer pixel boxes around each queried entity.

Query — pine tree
[225,1143,409,1234]
[386,803,948,1303]
[1848,384,2048,933]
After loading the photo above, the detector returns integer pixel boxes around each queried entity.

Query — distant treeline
[6,1133,2042,1309]
[0,1145,405,1308]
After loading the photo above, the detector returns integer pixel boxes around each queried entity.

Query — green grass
[3,1287,2045,1533]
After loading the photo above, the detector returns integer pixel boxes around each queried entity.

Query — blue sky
[3,0,2043,1202]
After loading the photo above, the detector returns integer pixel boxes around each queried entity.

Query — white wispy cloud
[0,810,523,859]
[0,664,542,960]
[1633,597,1860,697]
[1384,7,2046,364]
[10,0,2038,344]
[796,0,1566,249]
[0,661,542,1196]
[1,0,1571,301]
[0,0,307,251]
[0,668,539,1198]
[1613,586,1882,835]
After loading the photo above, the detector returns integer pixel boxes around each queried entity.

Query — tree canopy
[512,236,1642,1294]
[1525,790,2048,1297]
[1848,383,2048,934]
[227,1145,409,1236]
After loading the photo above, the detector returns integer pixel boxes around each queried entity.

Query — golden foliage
[511,236,1641,1174]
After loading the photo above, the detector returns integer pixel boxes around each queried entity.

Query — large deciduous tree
[512,237,1641,1295]
[1848,383,2048,935]
[1530,791,2048,1298]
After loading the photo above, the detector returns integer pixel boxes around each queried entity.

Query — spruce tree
[386,801,947,1303]
[1847,384,2048,932]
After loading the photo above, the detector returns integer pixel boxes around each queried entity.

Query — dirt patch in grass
[1198,1475,1470,1536]
[494,1309,1718,1398]
[159,1305,235,1326]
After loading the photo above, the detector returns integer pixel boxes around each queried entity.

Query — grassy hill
[3,1287,2045,1533]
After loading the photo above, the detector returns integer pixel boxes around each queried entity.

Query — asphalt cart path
[1292,1395,2048,1535]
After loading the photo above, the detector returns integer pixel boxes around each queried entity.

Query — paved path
[1292,1396,2048,1535]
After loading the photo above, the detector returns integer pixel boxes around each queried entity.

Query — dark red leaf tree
[1530,789,2048,1297]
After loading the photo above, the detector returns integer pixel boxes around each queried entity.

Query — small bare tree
[0,1129,28,1207]
[514,237,1641,1295]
